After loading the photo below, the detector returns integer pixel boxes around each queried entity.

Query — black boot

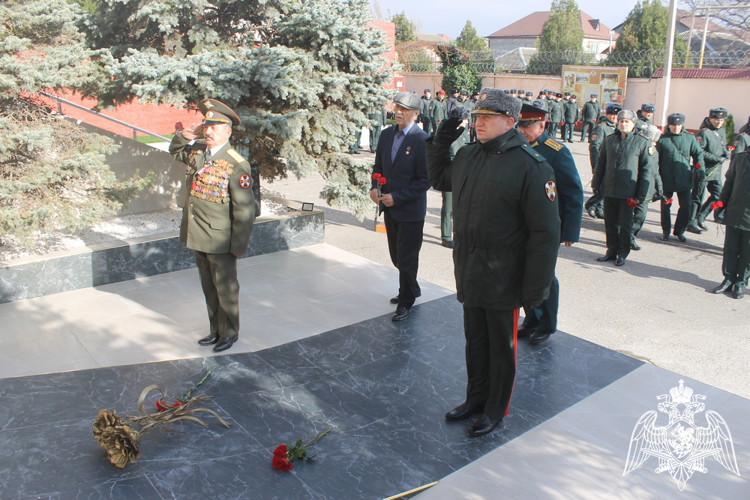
[712,279,732,294]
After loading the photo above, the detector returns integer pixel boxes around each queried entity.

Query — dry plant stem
[126,385,230,434]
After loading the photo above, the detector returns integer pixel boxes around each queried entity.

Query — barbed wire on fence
[402,48,750,77]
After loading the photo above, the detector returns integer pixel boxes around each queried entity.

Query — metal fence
[402,49,750,77]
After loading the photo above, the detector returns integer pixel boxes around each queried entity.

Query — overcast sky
[371,0,644,40]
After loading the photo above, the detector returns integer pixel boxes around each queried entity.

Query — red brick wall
[371,21,397,90]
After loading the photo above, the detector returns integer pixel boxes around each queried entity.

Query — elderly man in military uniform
[516,101,583,345]
[427,89,560,437]
[584,103,622,219]
[170,100,256,352]
[371,92,431,321]
[592,110,653,267]
[581,94,600,142]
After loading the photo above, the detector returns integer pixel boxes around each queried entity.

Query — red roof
[488,11,617,42]
[651,68,750,79]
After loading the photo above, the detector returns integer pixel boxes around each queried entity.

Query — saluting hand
[180,122,204,141]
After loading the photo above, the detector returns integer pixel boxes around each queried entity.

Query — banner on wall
[561,65,629,111]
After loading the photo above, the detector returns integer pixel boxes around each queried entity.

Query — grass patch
[136,134,174,144]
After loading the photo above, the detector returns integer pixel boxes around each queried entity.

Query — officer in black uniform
[517,101,583,345]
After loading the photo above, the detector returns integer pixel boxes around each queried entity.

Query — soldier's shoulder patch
[521,144,546,162]
[545,181,557,201]
[591,134,598,141]
[227,148,246,163]
[544,138,563,151]
[648,146,655,156]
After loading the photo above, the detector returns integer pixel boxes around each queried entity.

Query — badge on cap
[545,181,557,201]
[207,111,214,118]
[239,174,251,189]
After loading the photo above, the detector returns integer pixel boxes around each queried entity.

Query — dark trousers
[562,122,573,142]
[631,199,650,242]
[193,251,240,339]
[441,191,453,243]
[661,190,691,236]
[585,193,605,217]
[522,275,559,334]
[463,306,518,420]
[369,126,382,152]
[383,210,424,308]
[422,118,433,136]
[548,122,559,138]
[603,197,635,259]
[581,122,594,141]
[690,175,722,225]
[723,226,750,288]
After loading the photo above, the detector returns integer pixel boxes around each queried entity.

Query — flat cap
[641,103,656,113]
[606,103,623,115]
[667,113,685,125]
[474,88,522,121]
[393,91,422,111]
[200,99,240,127]
[518,102,549,127]
[618,110,638,122]
[709,107,728,119]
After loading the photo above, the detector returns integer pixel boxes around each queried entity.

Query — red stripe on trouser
[504,308,519,418]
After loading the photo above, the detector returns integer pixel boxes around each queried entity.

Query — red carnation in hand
[695,163,702,169]
[710,201,723,210]
[273,445,287,458]
[372,173,381,180]
[272,456,293,471]
[727,146,735,151]
[664,198,673,205]
[378,177,387,185]
[627,198,639,208]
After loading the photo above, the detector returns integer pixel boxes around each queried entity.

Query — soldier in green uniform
[580,94,601,142]
[516,101,583,345]
[427,88,560,437]
[432,90,447,137]
[420,89,435,136]
[549,93,564,139]
[636,103,655,129]
[688,107,730,234]
[367,102,387,152]
[656,113,704,242]
[523,91,533,103]
[592,109,653,266]
[170,99,256,352]
[732,130,750,156]
[711,150,750,299]
[630,124,664,251]
[562,94,580,143]
[439,105,472,249]
[584,103,621,219]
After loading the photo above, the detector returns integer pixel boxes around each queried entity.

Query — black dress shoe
[530,329,552,344]
[676,234,687,243]
[390,296,399,304]
[586,207,597,219]
[630,242,641,251]
[517,324,536,339]
[697,221,708,230]
[616,257,626,267]
[441,240,455,249]
[445,401,485,421]
[662,233,670,241]
[392,306,410,321]
[198,332,220,346]
[213,335,238,352]
[469,414,503,437]
[712,279,732,294]
[686,225,703,234]
[733,285,745,299]
[597,253,616,262]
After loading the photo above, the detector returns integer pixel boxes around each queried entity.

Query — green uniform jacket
[719,151,750,230]
[592,128,652,200]
[733,133,750,155]
[426,129,561,310]
[367,108,386,127]
[421,97,435,124]
[432,99,447,128]
[589,119,616,171]
[656,130,704,193]
[581,101,600,123]
[550,101,563,123]
[563,101,580,123]
[170,135,256,255]
[696,117,729,181]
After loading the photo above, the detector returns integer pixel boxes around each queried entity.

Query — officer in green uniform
[420,89,435,136]
[688,107,730,234]
[440,105,472,249]
[432,90,447,136]
[581,94,601,142]
[584,103,621,219]
[367,103,387,152]
[427,88,560,437]
[562,94,580,143]
[592,109,653,266]
[711,150,750,299]
[517,101,583,345]
[170,99,256,352]
[656,113,704,241]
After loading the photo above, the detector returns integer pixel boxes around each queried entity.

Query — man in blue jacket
[517,101,583,344]
[371,92,431,321]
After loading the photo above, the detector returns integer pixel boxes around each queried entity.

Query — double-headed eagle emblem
[624,380,740,490]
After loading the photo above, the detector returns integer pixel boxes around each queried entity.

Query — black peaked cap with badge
[200,99,241,127]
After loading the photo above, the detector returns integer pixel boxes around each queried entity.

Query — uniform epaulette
[521,143,546,162]
[227,148,245,163]
[544,138,563,151]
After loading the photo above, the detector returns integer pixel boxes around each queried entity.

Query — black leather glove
[652,189,664,203]
[522,297,543,310]
[433,116,465,146]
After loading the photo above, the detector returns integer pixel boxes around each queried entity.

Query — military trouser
[422,118,432,136]
[690,174,722,225]
[369,125,382,152]
[349,129,362,153]
[603,197,636,259]
[522,275,559,334]
[631,199,650,242]
[723,226,750,288]
[463,306,518,420]
[441,191,453,243]
[384,210,423,309]
[562,122,574,142]
[585,193,604,218]
[581,122,595,142]
[194,251,240,339]
[661,190,691,236]
[548,122,559,138]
